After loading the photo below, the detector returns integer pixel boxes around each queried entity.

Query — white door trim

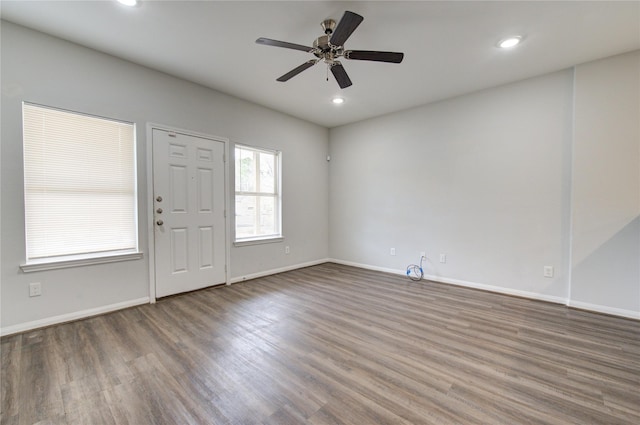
[146,123,231,303]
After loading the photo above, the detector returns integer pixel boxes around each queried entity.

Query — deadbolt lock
[156,220,164,226]
[156,196,163,202]
[156,208,163,214]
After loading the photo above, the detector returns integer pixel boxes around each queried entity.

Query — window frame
[20,102,142,272]
[233,144,283,245]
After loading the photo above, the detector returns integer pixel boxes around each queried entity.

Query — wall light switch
[390,248,396,256]
[439,254,446,263]
[544,266,554,278]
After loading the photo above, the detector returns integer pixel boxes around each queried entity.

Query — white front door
[152,129,226,298]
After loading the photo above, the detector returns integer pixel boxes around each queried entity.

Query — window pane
[234,147,242,192]
[236,148,256,192]
[235,195,257,239]
[259,152,275,193]
[258,195,276,235]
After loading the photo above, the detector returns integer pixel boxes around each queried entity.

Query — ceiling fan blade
[330,63,353,89]
[329,11,364,47]
[345,50,404,63]
[277,60,318,82]
[256,37,314,53]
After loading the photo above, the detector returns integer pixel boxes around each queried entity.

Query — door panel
[197,168,213,212]
[153,129,226,298]
[170,165,188,212]
[198,226,214,268]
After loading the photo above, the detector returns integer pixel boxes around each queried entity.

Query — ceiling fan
[256,11,404,89]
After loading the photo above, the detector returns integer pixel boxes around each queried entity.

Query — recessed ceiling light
[117,0,138,6]
[332,97,344,105]
[498,36,522,49]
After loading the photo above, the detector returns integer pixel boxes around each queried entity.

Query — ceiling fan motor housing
[313,35,331,52]
[313,35,344,63]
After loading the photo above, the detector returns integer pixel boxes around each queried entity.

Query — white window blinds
[22,103,137,261]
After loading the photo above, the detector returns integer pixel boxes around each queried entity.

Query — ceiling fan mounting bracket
[321,19,336,35]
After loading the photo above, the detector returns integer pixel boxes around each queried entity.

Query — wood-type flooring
[1,263,639,424]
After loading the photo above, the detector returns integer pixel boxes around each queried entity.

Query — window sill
[20,251,143,273]
[234,236,284,247]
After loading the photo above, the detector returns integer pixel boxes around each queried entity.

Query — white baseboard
[331,258,639,320]
[1,297,150,337]
[329,257,571,304]
[567,300,639,320]
[229,258,330,284]
[422,273,567,305]
[329,258,409,278]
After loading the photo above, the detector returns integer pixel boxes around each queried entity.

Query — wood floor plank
[13,327,67,425]
[0,335,22,420]
[2,263,639,424]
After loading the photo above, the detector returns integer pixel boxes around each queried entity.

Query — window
[234,145,281,242]
[22,103,138,266]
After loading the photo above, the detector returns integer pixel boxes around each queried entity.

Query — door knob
[156,219,164,226]
[156,208,163,214]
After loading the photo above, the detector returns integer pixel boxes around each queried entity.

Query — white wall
[570,51,639,316]
[329,70,574,303]
[1,22,329,333]
[329,51,639,318]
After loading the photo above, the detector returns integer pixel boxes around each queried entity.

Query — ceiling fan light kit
[256,11,404,89]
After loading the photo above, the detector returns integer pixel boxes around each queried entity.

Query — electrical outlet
[439,253,446,263]
[29,282,41,297]
[285,246,290,254]
[390,248,396,256]
[544,266,554,278]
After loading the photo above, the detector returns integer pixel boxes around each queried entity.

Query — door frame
[146,123,231,303]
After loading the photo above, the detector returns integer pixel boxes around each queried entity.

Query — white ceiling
[1,1,639,128]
